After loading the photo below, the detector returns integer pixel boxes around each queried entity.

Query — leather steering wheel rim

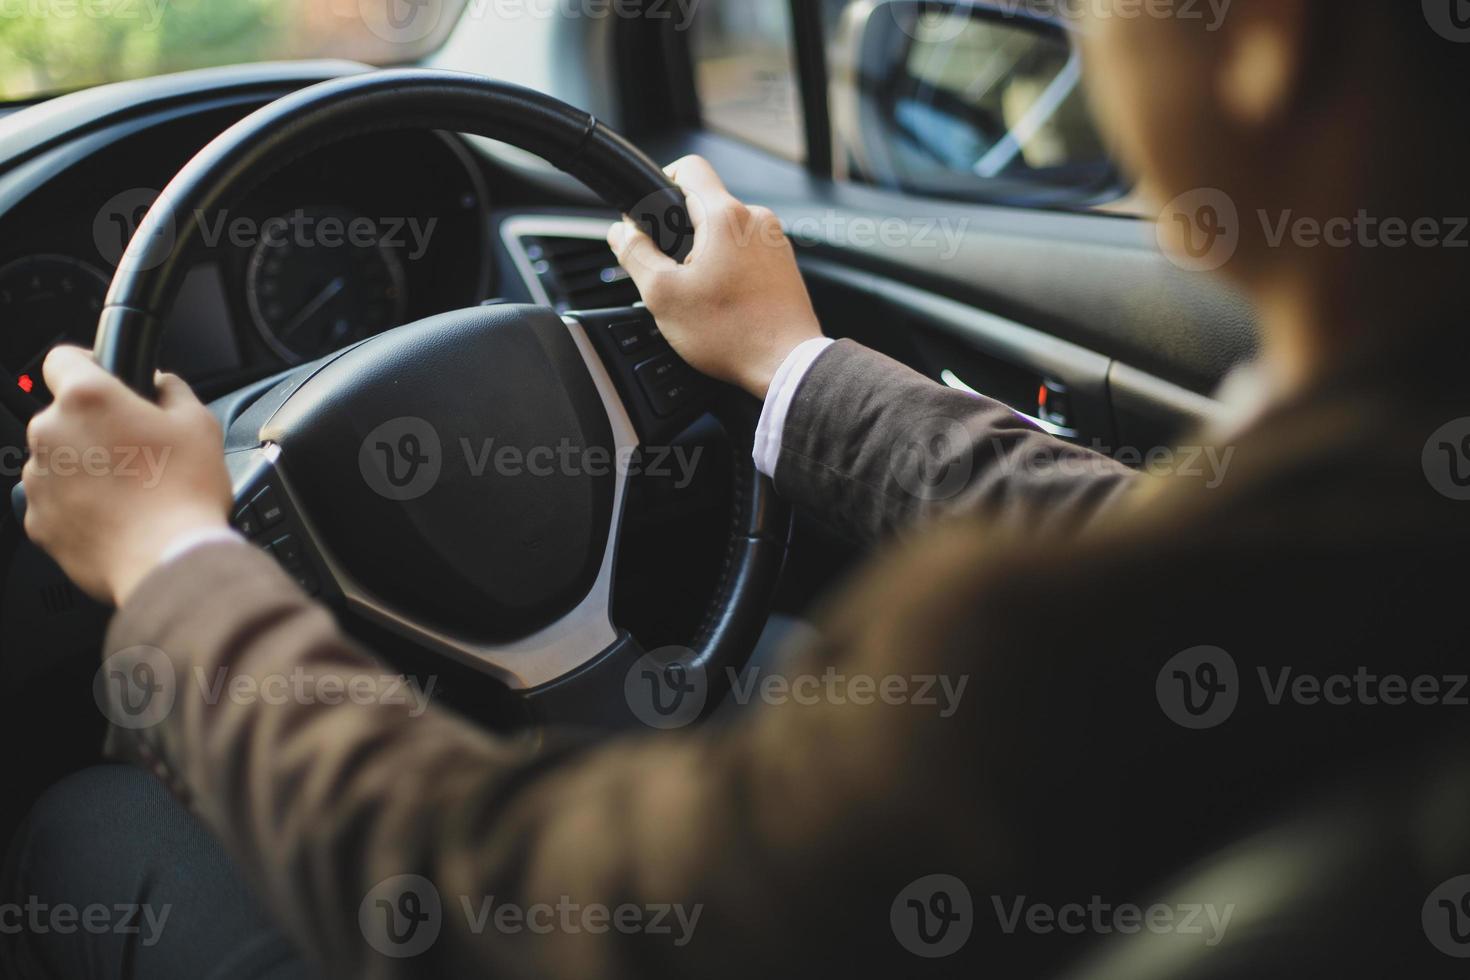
[93,68,791,724]
[97,68,692,395]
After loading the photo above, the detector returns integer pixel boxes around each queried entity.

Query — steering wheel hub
[261,305,615,642]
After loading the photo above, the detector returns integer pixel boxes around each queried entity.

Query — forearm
[767,340,1138,543]
[100,542,527,973]
[98,540,988,978]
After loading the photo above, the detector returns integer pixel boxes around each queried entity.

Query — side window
[687,0,806,162]
[687,0,1121,208]
[826,1,1120,206]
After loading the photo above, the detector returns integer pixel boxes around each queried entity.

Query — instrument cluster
[0,122,491,404]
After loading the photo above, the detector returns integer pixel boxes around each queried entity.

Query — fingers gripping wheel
[86,69,789,728]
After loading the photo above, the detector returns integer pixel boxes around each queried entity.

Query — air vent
[520,235,642,313]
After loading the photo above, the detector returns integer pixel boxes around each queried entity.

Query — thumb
[608,218,679,284]
[154,371,202,412]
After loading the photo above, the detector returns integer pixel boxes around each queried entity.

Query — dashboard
[0,95,492,405]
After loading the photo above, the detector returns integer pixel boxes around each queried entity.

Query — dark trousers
[1,765,311,980]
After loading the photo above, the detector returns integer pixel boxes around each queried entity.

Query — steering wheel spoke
[566,307,711,448]
[221,311,650,694]
[227,444,334,601]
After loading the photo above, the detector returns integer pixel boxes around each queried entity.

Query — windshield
[0,0,469,102]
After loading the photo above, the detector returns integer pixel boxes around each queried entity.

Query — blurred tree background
[0,0,462,102]
[0,0,286,100]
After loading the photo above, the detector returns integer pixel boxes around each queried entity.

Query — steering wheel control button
[609,319,654,355]
[251,486,286,528]
[232,505,261,539]
[635,354,701,418]
[650,379,698,417]
[609,318,666,357]
[570,309,708,440]
[271,534,304,570]
[637,353,681,385]
[293,568,321,597]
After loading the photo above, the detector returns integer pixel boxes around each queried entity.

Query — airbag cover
[260,305,615,641]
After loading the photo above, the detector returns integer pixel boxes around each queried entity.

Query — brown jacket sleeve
[100,540,999,979]
[96,376,1470,979]
[774,340,1137,542]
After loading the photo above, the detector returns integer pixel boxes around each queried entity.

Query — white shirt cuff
[158,526,248,567]
[752,337,836,478]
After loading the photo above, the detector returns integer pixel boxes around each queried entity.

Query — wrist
[111,509,233,607]
[741,360,784,402]
[743,332,825,400]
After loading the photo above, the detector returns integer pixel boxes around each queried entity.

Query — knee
[5,765,178,907]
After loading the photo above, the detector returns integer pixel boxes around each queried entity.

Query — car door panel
[639,131,1257,450]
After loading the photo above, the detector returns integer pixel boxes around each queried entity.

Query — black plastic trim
[0,61,371,173]
[790,0,834,177]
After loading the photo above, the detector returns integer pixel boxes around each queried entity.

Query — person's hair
[1372,6,1470,167]
[1386,6,1470,87]
[1281,5,1467,164]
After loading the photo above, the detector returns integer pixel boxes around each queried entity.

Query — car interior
[5,0,1456,975]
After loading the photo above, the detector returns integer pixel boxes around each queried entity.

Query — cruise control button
[635,354,701,417]
[648,378,699,417]
[271,534,303,569]
[635,355,686,417]
[251,486,286,528]
[232,505,261,538]
[610,319,657,356]
[292,568,320,596]
[636,354,683,386]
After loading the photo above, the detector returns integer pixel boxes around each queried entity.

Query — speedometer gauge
[0,254,110,402]
[246,205,408,364]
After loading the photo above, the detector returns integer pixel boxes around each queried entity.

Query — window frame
[789,0,835,177]
[650,0,824,169]
[664,0,1129,213]
[658,0,840,177]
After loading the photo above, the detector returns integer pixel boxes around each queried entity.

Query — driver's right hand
[607,155,825,400]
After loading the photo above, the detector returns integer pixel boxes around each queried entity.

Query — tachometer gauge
[246,205,408,364]
[0,254,110,402]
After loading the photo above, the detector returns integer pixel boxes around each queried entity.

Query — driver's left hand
[22,345,232,606]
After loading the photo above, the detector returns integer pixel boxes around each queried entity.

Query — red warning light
[17,374,34,394]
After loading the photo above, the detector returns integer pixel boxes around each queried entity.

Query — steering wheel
[91,69,791,728]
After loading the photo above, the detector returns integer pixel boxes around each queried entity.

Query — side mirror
[830,0,1125,208]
